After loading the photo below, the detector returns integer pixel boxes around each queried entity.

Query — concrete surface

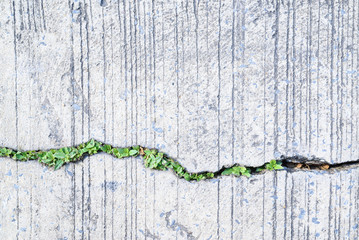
[1,0,359,239]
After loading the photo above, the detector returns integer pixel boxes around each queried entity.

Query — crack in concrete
[1,139,359,181]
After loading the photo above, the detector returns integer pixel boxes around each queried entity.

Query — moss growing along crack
[0,139,354,181]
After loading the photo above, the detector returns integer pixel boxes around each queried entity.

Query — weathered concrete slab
[1,0,359,239]
[2,0,359,169]
[1,157,359,239]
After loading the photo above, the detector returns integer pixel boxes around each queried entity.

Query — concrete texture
[0,0,359,239]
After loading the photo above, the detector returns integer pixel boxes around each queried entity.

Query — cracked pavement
[1,0,359,239]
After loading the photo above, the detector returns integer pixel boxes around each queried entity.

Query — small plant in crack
[256,160,283,172]
[143,149,167,170]
[265,160,283,170]
[221,166,251,177]
[0,147,14,157]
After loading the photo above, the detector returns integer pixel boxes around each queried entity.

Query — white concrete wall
[1,0,359,239]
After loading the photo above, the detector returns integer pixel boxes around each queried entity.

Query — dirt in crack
[0,139,358,181]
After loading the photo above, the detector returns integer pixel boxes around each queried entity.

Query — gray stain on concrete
[41,98,63,145]
[101,181,118,192]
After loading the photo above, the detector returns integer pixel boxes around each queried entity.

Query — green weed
[222,166,251,177]
[0,139,288,181]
